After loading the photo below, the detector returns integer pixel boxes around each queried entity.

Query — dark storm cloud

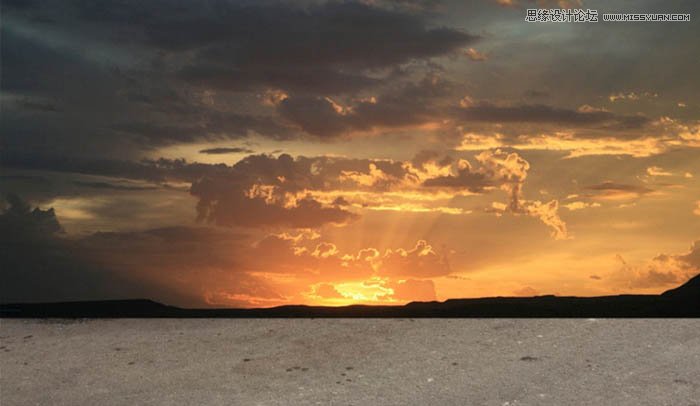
[0,194,259,306]
[276,96,356,136]
[456,103,650,129]
[143,2,476,66]
[0,26,194,155]
[1,0,478,157]
[375,0,446,13]
[107,112,293,145]
[1,0,39,10]
[162,0,476,94]
[0,174,50,184]
[0,195,452,306]
[523,89,550,99]
[1,152,405,229]
[276,75,453,136]
[1,152,373,230]
[178,64,380,95]
[71,181,158,192]
[679,241,700,269]
[1,154,170,183]
[192,189,359,229]
[199,147,255,155]
[0,152,238,186]
[0,195,132,304]
[13,98,61,113]
[108,113,290,146]
[272,75,653,137]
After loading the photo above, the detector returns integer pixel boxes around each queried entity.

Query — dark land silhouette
[2,274,699,318]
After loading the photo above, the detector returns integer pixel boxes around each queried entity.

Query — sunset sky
[1,0,699,308]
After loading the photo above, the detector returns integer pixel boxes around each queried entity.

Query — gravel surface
[1,319,699,405]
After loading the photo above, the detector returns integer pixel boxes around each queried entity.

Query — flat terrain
[1,319,699,405]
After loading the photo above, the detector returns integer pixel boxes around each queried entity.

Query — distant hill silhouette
[2,274,699,318]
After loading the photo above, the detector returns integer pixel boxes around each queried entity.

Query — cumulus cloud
[0,193,63,239]
[187,153,413,229]
[379,240,451,277]
[0,195,158,304]
[193,185,358,229]
[248,234,450,279]
[4,146,569,237]
[246,234,444,303]
[0,203,451,307]
[422,149,568,239]
[311,283,344,299]
[188,154,407,226]
[186,149,568,237]
[10,147,565,235]
[3,0,699,163]
[614,242,700,290]
[519,200,568,240]
[271,79,653,138]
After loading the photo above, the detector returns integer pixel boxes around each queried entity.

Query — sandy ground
[1,319,699,405]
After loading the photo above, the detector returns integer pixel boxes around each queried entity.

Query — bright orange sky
[1,0,699,307]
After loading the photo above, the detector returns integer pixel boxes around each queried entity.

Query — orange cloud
[611,242,700,291]
[464,47,487,61]
[646,166,673,177]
